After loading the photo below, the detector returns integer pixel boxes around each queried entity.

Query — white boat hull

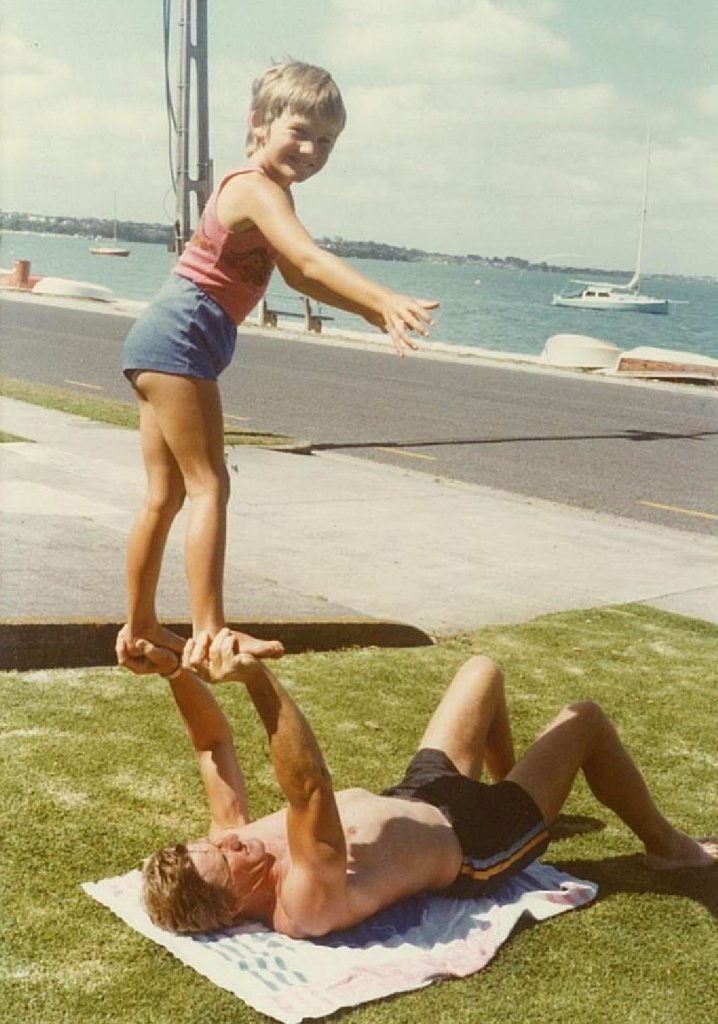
[552,293,669,314]
[541,333,622,368]
[90,247,130,257]
[33,277,115,302]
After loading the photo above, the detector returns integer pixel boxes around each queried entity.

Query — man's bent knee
[460,655,504,687]
[565,699,611,737]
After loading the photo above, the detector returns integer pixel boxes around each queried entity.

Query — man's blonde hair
[142,844,237,934]
[246,60,346,156]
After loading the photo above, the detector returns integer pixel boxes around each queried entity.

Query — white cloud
[625,15,678,47]
[0,32,168,219]
[327,0,570,82]
[0,2,715,276]
[297,53,634,246]
[204,57,261,171]
[693,83,718,116]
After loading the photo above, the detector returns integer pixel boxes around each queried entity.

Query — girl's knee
[185,464,230,503]
[146,487,185,519]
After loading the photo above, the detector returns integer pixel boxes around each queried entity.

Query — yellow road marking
[223,413,251,422]
[65,379,102,391]
[376,446,437,461]
[638,500,718,522]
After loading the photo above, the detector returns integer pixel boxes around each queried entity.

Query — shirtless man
[116,628,718,938]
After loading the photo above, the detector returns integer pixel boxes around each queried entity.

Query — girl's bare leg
[507,701,718,870]
[126,391,187,652]
[418,656,515,782]
[132,372,283,659]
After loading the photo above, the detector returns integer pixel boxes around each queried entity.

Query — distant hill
[1,211,713,283]
[1,211,173,247]
[315,236,635,278]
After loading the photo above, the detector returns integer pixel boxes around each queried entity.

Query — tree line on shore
[3,211,707,281]
[1,211,173,247]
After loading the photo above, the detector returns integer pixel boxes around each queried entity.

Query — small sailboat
[90,194,130,257]
[90,242,130,257]
[552,135,669,315]
[552,282,668,314]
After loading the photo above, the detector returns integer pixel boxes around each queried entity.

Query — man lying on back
[116,629,717,937]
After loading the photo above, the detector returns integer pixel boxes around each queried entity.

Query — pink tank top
[175,168,278,324]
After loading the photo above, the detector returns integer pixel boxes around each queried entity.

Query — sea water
[2,230,716,359]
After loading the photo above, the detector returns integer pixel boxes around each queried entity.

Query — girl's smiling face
[252,109,339,188]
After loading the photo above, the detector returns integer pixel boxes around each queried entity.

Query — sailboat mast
[627,131,650,292]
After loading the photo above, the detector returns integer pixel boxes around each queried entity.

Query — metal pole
[174,0,191,254]
[194,1,212,216]
[174,0,212,255]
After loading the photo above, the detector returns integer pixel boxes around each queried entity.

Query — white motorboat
[552,134,670,315]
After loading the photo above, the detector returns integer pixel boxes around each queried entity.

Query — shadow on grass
[548,813,606,842]
[553,853,718,920]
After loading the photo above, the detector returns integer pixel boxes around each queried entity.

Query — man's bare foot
[123,623,187,655]
[230,630,284,660]
[645,832,718,871]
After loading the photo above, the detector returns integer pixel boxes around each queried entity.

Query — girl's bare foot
[645,832,718,871]
[230,630,285,660]
[124,623,187,655]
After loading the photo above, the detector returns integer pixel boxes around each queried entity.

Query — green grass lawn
[0,375,297,447]
[2,605,717,1023]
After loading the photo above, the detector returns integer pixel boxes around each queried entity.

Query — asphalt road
[2,298,717,535]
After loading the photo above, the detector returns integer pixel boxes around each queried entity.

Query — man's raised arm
[116,630,249,836]
[187,630,348,928]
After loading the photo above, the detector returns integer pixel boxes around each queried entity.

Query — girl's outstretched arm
[276,256,386,330]
[217,174,439,354]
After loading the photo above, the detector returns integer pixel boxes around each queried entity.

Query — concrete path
[1,396,716,668]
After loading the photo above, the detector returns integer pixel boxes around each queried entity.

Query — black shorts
[381,748,549,898]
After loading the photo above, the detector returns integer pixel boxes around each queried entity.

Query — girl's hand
[378,295,439,355]
[362,308,388,332]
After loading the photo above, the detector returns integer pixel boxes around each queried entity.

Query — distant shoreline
[1,217,714,286]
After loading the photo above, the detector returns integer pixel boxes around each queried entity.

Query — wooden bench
[259,296,334,333]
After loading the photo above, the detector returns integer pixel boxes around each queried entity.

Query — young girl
[121,60,439,658]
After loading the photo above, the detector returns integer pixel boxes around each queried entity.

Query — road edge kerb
[0,618,433,671]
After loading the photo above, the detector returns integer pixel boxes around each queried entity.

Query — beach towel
[83,861,596,1023]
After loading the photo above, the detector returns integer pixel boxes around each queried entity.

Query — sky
[1,1,717,276]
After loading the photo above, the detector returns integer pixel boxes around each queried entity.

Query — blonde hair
[246,60,346,156]
[142,844,237,934]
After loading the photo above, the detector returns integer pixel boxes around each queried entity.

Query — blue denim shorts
[122,275,237,383]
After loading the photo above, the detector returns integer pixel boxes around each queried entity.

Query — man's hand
[116,627,179,678]
[184,629,261,685]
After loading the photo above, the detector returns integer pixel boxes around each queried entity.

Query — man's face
[187,834,269,903]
